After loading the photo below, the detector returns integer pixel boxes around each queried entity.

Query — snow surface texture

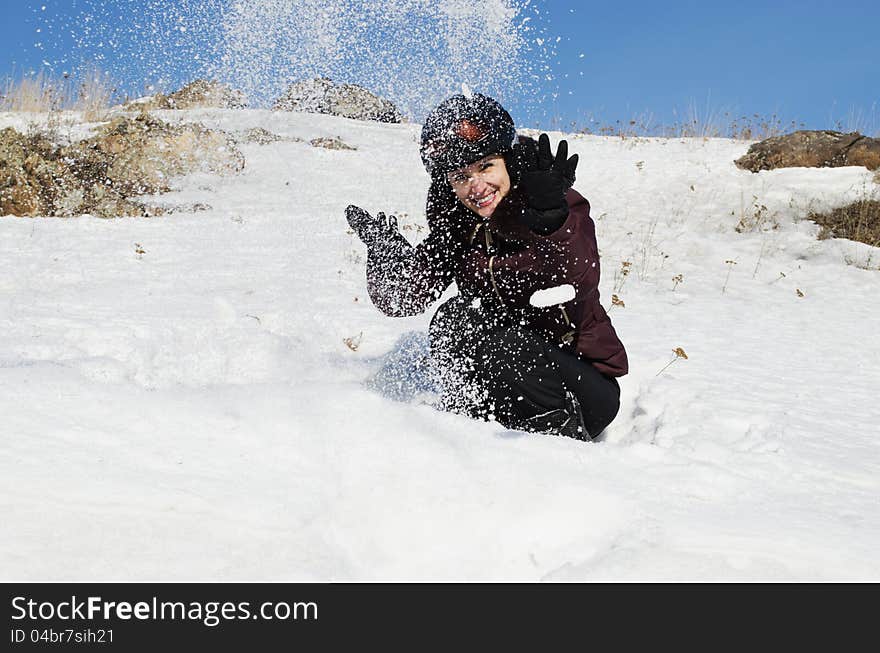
[1,108,879,581]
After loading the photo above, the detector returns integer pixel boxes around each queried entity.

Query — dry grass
[73,66,115,121]
[1,67,118,120]
[809,198,880,248]
[557,111,805,141]
[1,71,62,112]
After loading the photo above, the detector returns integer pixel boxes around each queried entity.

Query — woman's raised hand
[514,133,578,211]
[345,205,399,248]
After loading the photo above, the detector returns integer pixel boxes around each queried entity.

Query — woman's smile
[470,189,497,209]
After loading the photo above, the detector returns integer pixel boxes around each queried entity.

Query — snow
[530,284,576,307]
[35,0,551,122]
[1,108,879,581]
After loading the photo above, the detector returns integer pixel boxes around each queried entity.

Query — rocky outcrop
[273,78,402,123]
[1,112,244,218]
[74,112,245,193]
[736,130,880,172]
[125,79,247,111]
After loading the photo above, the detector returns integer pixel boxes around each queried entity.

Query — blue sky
[1,0,877,134]
[543,0,879,134]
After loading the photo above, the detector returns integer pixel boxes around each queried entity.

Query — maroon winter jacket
[366,184,628,378]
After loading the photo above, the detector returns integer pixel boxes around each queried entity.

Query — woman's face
[446,154,511,218]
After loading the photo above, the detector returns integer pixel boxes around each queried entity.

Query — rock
[808,199,880,248]
[1,128,73,216]
[125,79,247,111]
[238,127,282,145]
[848,138,880,172]
[141,201,212,215]
[273,78,402,123]
[310,136,356,151]
[234,127,303,145]
[78,112,245,194]
[0,165,43,216]
[1,112,244,218]
[735,130,880,172]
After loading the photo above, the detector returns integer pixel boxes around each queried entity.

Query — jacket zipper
[488,255,505,308]
[483,224,574,343]
[477,224,508,318]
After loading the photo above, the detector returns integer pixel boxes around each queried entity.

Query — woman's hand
[510,135,578,234]
[345,205,399,248]
[514,133,579,210]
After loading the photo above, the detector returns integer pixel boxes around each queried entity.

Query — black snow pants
[428,295,620,440]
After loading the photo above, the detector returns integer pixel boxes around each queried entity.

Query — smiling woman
[345,92,628,441]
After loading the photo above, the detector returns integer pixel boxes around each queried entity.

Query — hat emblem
[454,120,487,142]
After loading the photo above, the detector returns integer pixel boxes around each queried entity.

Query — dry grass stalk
[343,332,363,351]
[613,260,632,292]
[736,198,774,233]
[75,65,114,122]
[656,347,688,376]
[671,274,683,290]
[722,259,737,294]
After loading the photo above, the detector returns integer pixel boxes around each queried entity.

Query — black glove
[345,205,400,248]
[517,133,578,209]
[513,134,578,234]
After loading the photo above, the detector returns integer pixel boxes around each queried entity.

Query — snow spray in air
[33,0,556,121]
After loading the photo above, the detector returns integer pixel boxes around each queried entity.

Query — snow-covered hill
[1,108,878,581]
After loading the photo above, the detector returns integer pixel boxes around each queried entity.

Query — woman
[345,93,627,440]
